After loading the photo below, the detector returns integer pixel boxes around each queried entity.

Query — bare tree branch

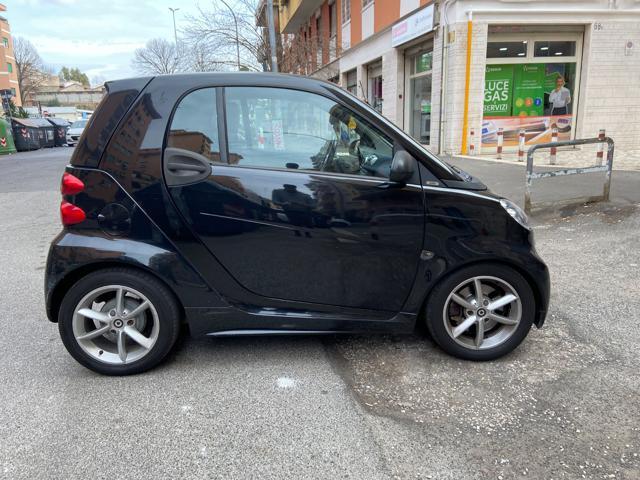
[13,37,49,104]
[183,0,275,72]
[131,38,182,75]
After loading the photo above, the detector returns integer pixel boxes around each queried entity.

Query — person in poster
[549,76,571,115]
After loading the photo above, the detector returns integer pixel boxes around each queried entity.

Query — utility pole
[169,7,180,58]
[266,0,278,72]
[219,0,241,70]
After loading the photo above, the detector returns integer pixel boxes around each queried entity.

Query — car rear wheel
[58,268,180,375]
[425,264,535,361]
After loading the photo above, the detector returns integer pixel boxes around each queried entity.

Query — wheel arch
[419,258,547,329]
[47,260,185,324]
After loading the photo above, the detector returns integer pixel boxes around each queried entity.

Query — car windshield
[70,120,88,129]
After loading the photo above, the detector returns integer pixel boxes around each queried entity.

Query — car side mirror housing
[389,150,415,184]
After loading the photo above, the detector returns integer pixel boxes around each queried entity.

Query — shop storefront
[392,4,436,145]
[481,27,583,151]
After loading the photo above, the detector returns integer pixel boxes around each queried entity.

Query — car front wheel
[425,264,535,361]
[58,268,180,375]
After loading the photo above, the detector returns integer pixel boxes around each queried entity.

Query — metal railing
[525,136,614,213]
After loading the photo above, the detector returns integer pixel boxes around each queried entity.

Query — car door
[164,85,425,312]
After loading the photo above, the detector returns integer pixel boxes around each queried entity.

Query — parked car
[66,119,88,146]
[45,73,550,375]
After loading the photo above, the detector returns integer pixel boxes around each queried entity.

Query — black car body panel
[46,73,550,338]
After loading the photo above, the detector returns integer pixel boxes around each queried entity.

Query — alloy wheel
[442,276,522,350]
[71,285,160,365]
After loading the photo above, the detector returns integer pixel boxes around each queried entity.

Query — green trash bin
[0,118,16,155]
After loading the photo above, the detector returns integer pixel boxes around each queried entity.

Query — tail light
[60,173,86,226]
[61,172,84,195]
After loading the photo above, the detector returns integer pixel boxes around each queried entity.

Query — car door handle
[167,160,208,174]
[164,147,212,186]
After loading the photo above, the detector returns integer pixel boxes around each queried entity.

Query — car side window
[224,87,393,178]
[167,88,220,162]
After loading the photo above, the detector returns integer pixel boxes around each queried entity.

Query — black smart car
[45,73,549,375]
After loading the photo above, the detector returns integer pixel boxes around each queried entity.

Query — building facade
[24,75,105,109]
[0,4,21,106]
[276,0,640,155]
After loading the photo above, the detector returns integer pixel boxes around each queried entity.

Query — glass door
[405,45,433,144]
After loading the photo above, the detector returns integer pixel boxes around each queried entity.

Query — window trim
[218,85,397,179]
[163,85,227,166]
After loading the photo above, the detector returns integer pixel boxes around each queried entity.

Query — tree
[4,99,29,119]
[13,37,49,105]
[131,38,182,75]
[183,0,282,71]
[185,42,224,72]
[59,67,90,87]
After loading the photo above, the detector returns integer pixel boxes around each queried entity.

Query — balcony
[279,0,324,34]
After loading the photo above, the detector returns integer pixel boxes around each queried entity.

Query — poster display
[483,65,513,117]
[482,62,576,149]
[512,64,545,117]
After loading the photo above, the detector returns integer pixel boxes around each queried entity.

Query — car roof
[107,72,339,93]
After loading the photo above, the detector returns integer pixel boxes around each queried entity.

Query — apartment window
[329,2,337,38]
[363,0,374,8]
[342,0,351,22]
[2,37,8,48]
[7,62,12,73]
[316,15,322,65]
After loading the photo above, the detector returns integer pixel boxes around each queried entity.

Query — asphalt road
[0,148,638,479]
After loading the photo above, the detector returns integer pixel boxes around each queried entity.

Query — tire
[425,263,535,361]
[58,268,181,375]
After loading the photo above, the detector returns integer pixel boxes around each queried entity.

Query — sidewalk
[460,146,640,171]
[447,155,640,214]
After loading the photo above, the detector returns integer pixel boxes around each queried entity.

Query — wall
[435,19,488,154]
[579,21,640,149]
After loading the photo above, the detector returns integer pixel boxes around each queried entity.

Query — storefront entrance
[482,29,583,151]
[405,41,433,144]
[367,61,383,113]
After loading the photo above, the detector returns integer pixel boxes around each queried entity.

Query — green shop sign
[483,65,513,117]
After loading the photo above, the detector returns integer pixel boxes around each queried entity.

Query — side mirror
[389,150,415,184]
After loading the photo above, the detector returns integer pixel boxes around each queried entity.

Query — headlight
[500,199,530,229]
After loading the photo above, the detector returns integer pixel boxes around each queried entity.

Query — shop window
[412,52,432,75]
[534,41,576,58]
[367,63,383,113]
[346,70,357,96]
[407,48,433,144]
[486,41,527,58]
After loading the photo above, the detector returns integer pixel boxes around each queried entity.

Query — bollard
[549,123,558,165]
[518,129,525,162]
[596,129,605,166]
[496,128,503,159]
[469,128,476,156]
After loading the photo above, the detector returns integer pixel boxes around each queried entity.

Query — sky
[5,0,205,84]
